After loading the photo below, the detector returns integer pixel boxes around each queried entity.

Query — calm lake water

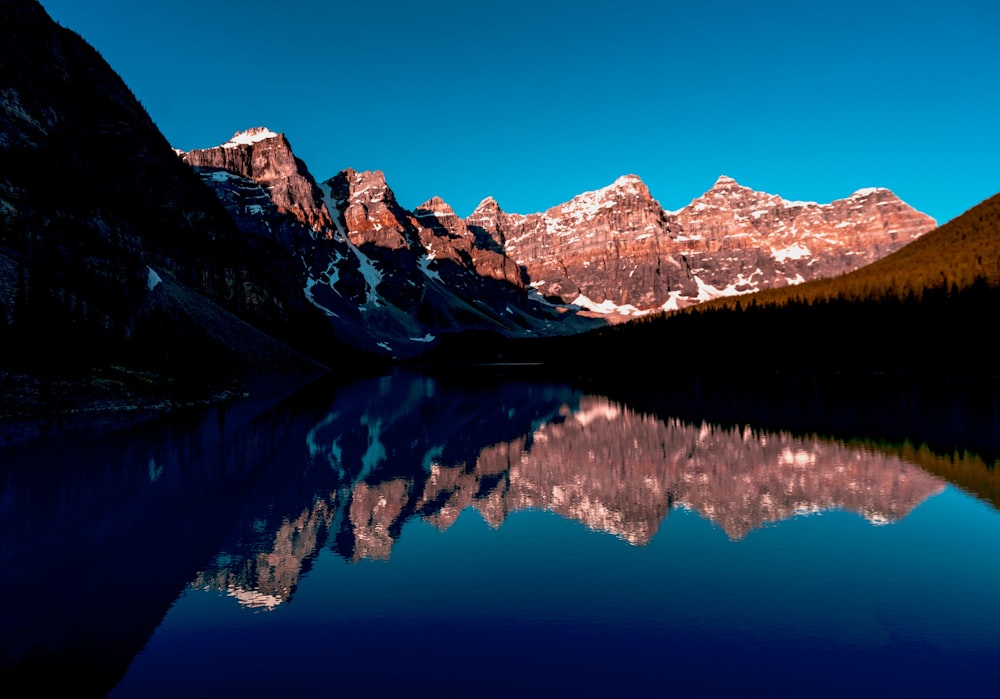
[2,370,999,697]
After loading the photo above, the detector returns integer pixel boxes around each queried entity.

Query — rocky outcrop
[182,127,333,232]
[328,168,419,251]
[498,175,676,311]
[415,195,525,288]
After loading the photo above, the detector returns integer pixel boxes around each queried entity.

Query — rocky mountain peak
[468,196,505,226]
[326,168,417,251]
[848,186,896,202]
[698,174,764,203]
[181,126,331,231]
[608,173,652,196]
[474,195,500,210]
[414,196,456,218]
[686,175,820,218]
[592,173,653,199]
[500,173,937,316]
[548,174,658,225]
[332,168,391,205]
[222,126,279,149]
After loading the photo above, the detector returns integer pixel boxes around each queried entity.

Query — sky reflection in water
[2,371,998,697]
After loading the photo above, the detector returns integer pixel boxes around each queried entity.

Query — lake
[2,370,999,697]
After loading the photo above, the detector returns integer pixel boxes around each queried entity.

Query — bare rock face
[502,175,679,310]
[182,128,333,232]
[181,131,599,356]
[415,196,524,288]
[664,176,937,306]
[328,168,419,251]
[502,174,937,316]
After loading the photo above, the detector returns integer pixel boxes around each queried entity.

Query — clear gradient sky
[37,0,1000,225]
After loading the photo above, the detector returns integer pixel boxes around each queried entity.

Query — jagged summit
[182,126,332,231]
[175,119,937,342]
[336,168,388,191]
[851,186,892,198]
[473,195,501,211]
[592,173,652,198]
[329,169,394,212]
[548,174,656,223]
[611,173,645,187]
[222,126,279,149]
[414,196,457,217]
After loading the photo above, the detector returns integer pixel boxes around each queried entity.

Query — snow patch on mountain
[223,127,278,149]
[571,294,648,317]
[771,243,811,262]
[208,170,243,182]
[418,253,442,283]
[146,266,162,291]
[780,197,818,208]
[551,174,651,225]
[303,257,343,318]
[851,187,887,198]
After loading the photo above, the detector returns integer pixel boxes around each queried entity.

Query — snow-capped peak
[851,186,889,198]
[553,175,652,221]
[222,127,279,149]
[612,174,644,188]
[585,174,649,200]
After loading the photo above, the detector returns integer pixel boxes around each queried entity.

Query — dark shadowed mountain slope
[0,0,336,429]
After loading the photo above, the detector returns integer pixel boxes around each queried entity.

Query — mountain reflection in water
[3,370,992,697]
[193,372,944,608]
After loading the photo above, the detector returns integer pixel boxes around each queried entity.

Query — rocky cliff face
[502,174,937,315]
[181,124,937,351]
[182,127,333,232]
[183,131,600,357]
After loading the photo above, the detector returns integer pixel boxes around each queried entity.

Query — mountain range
[178,126,935,357]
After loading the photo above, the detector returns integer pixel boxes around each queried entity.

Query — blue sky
[39,0,1000,224]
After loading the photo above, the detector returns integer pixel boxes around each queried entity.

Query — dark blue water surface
[2,371,999,697]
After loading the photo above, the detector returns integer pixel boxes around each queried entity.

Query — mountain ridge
[181,126,936,340]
